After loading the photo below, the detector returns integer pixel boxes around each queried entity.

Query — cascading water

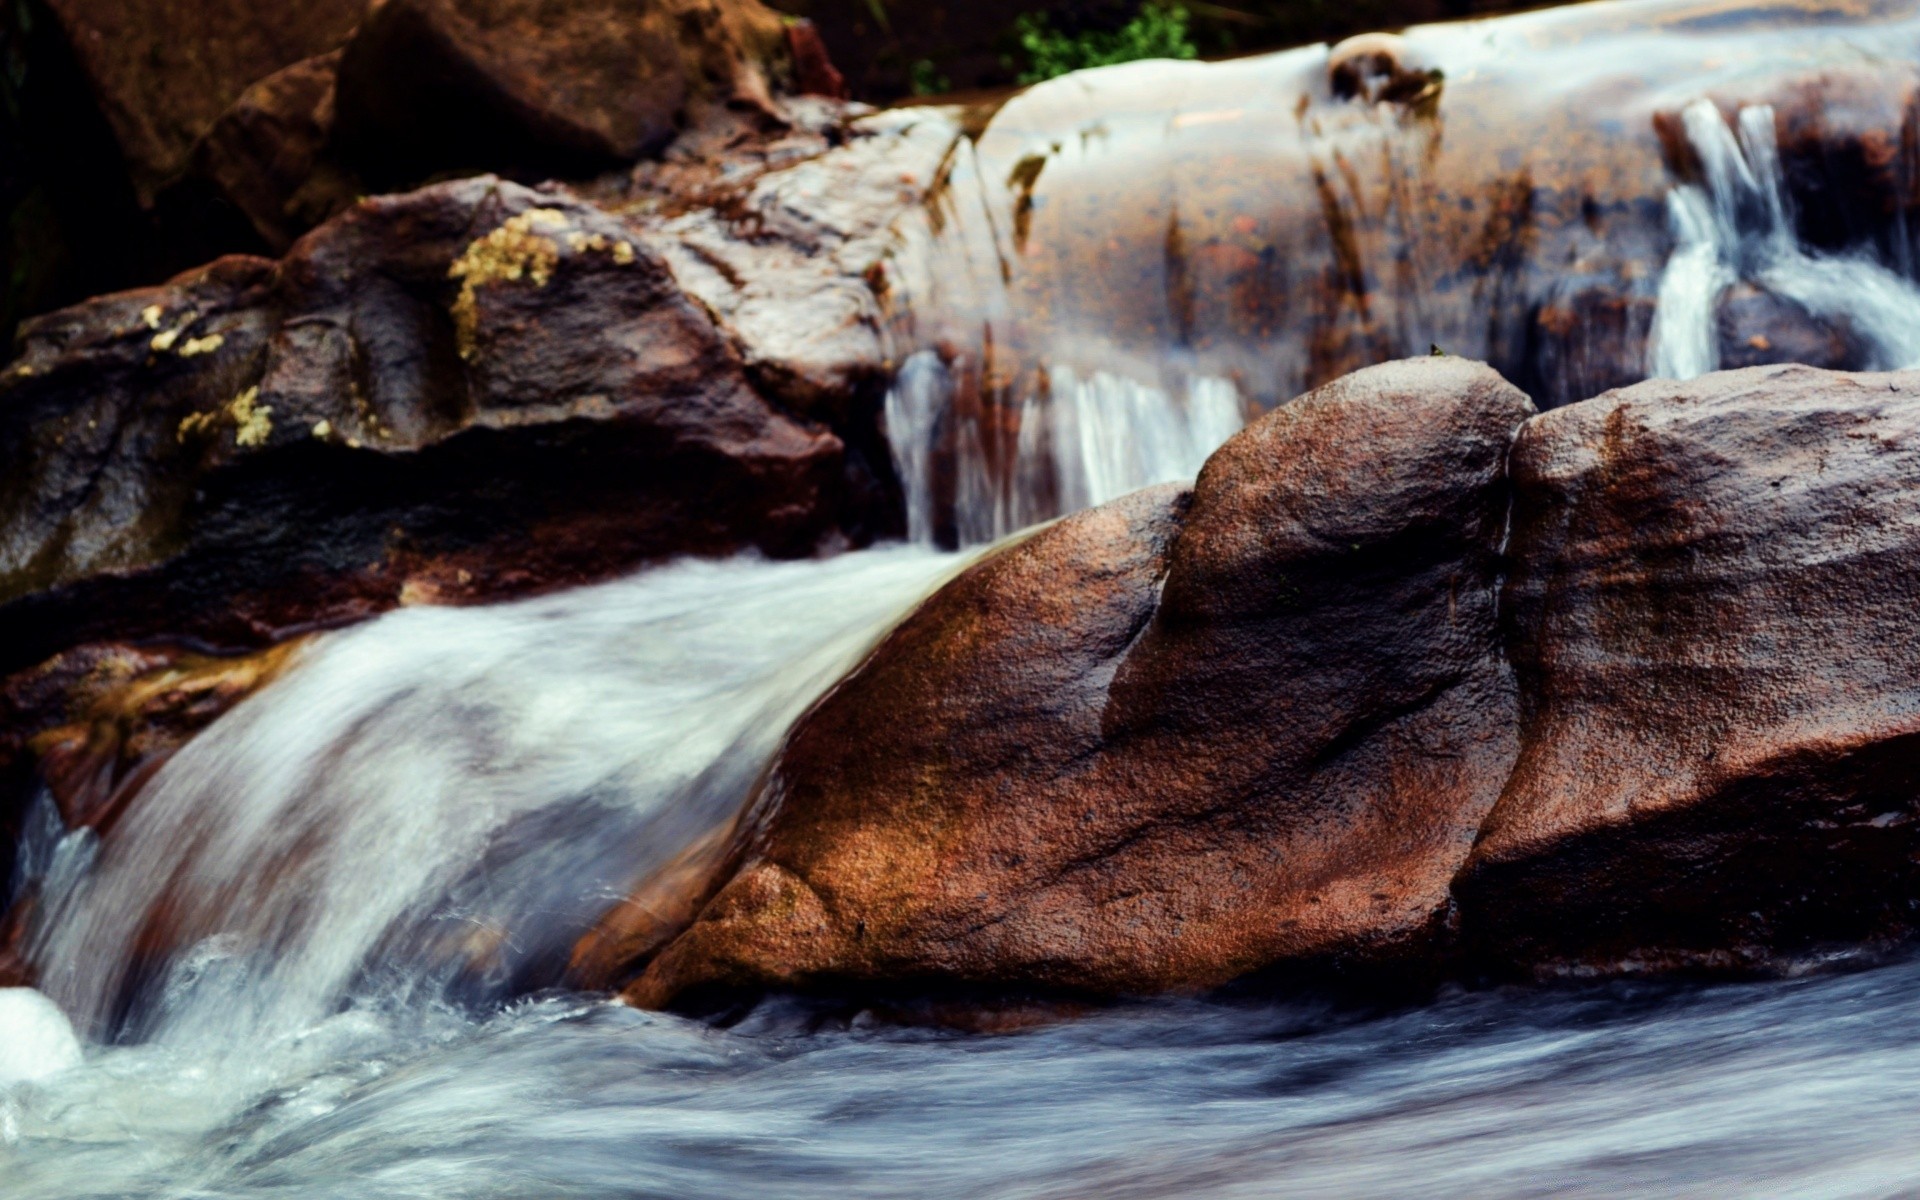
[17,1,1920,1195]
[10,550,963,1050]
[1648,99,1920,379]
[885,351,1243,546]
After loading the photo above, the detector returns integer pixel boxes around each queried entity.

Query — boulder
[632,357,1533,1007]
[1457,364,1920,972]
[332,0,789,188]
[186,51,360,254]
[36,0,364,205]
[0,176,877,678]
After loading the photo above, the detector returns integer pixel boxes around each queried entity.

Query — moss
[447,208,639,360]
[447,208,570,361]
[176,385,272,447]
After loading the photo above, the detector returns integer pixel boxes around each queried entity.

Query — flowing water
[1648,100,1920,380]
[18,0,1920,1193]
[11,543,1920,1198]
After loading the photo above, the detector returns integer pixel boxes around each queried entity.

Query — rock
[1716,284,1864,372]
[186,51,361,254]
[1457,364,1920,973]
[37,0,364,206]
[631,357,1532,1007]
[3,643,303,836]
[0,176,877,678]
[784,19,846,100]
[1327,33,1439,106]
[626,105,961,424]
[332,0,790,188]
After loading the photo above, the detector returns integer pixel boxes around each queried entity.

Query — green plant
[1014,3,1199,85]
[909,58,951,97]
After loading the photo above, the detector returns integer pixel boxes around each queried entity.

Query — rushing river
[7,547,1920,1197]
[15,0,1920,1191]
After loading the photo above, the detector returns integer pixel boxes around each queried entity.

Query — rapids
[14,0,1920,1193]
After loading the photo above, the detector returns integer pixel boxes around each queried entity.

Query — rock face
[633,358,1533,1007]
[188,51,358,254]
[332,0,787,187]
[1458,365,1920,972]
[37,0,364,205]
[0,176,875,678]
[623,359,1920,1008]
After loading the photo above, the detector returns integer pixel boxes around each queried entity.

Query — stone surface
[187,51,360,254]
[1458,364,1920,973]
[38,0,364,204]
[332,0,789,187]
[632,357,1532,1007]
[0,176,878,678]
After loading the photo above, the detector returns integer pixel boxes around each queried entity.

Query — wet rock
[1458,364,1920,973]
[332,0,789,188]
[0,176,875,678]
[36,0,364,205]
[631,357,1532,1007]
[1327,33,1440,106]
[1716,284,1864,371]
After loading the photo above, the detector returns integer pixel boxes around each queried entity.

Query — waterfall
[14,550,959,1051]
[885,352,1244,547]
[1649,100,1920,379]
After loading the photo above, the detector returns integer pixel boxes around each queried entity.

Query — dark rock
[784,19,846,100]
[1716,283,1864,372]
[186,51,361,254]
[37,0,364,205]
[332,0,789,188]
[0,176,876,678]
[1458,364,1920,973]
[630,357,1532,1007]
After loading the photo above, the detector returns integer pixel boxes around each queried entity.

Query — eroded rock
[1458,364,1920,973]
[0,176,876,678]
[632,357,1533,1007]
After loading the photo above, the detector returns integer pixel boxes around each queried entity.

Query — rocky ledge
[596,357,1920,1009]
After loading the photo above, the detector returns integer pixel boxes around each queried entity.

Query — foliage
[1014,3,1199,85]
[909,58,951,96]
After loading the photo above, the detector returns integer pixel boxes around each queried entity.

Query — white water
[17,549,962,1057]
[885,350,1243,546]
[1649,99,1920,379]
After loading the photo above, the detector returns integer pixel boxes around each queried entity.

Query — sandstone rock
[0,176,876,678]
[1458,364,1920,972]
[332,0,789,188]
[38,0,364,205]
[631,357,1532,1007]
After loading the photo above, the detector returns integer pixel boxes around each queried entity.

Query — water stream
[16,1,1920,1193]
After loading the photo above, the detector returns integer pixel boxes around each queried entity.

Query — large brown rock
[333,0,789,187]
[38,0,364,205]
[1457,364,1920,972]
[186,51,360,254]
[632,357,1533,1007]
[0,176,876,678]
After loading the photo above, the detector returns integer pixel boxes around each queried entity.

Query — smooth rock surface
[1459,364,1920,972]
[633,357,1533,1006]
